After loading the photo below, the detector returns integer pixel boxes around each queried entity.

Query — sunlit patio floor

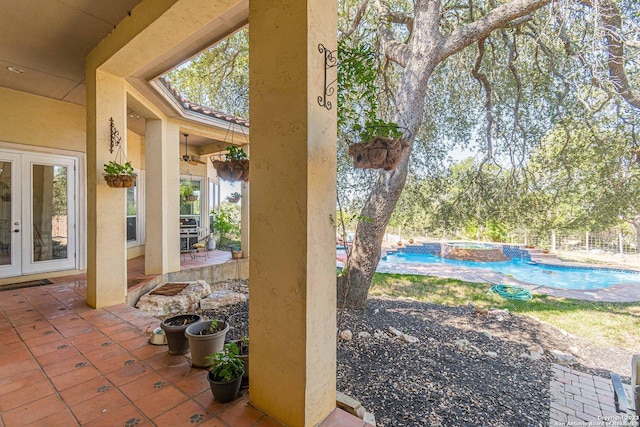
[0,274,367,426]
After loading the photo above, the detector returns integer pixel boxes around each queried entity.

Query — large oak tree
[338,0,639,308]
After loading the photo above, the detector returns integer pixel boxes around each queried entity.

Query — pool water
[381,252,640,290]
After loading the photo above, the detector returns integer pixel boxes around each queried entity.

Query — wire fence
[505,229,638,255]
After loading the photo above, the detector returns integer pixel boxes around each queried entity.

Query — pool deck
[366,258,640,303]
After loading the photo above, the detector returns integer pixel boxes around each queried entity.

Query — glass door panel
[0,153,21,277]
[32,164,69,262]
[22,155,76,274]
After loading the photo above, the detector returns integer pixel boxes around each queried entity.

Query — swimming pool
[380,252,640,290]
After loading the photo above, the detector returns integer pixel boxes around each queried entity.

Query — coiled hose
[489,284,533,301]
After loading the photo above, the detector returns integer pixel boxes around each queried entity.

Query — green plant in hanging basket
[103,161,136,188]
[211,146,249,182]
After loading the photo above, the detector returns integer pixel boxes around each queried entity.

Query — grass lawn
[370,273,640,351]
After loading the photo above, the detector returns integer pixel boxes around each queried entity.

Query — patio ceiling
[0,0,143,105]
[0,0,248,146]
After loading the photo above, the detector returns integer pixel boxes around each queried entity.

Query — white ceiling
[0,0,143,105]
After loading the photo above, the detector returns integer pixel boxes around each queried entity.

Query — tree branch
[373,0,411,67]
[341,0,370,40]
[471,38,494,164]
[440,0,552,61]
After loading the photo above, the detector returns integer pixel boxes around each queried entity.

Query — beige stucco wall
[0,88,85,152]
[126,129,145,170]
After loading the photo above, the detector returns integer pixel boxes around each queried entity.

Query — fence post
[552,230,556,252]
[524,230,528,246]
[585,231,589,251]
[619,232,624,255]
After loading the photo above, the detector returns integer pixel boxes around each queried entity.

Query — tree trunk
[339,1,440,309]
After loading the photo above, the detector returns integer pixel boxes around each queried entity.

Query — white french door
[0,151,77,278]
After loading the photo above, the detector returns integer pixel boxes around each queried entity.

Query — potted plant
[227,192,241,203]
[185,320,229,368]
[206,342,245,403]
[228,311,249,387]
[180,181,198,202]
[103,160,136,188]
[211,145,249,182]
[160,314,202,355]
[235,335,249,387]
[348,121,408,171]
[231,244,243,259]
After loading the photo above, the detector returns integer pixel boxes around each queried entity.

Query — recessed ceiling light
[7,66,24,74]
[128,113,141,119]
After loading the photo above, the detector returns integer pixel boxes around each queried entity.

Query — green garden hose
[489,284,533,301]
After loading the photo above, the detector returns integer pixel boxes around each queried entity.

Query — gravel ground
[154,279,633,426]
[337,296,633,427]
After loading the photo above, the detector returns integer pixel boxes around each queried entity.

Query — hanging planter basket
[185,194,198,202]
[348,137,408,171]
[103,174,136,188]
[212,159,249,182]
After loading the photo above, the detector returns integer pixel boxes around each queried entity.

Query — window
[208,178,219,233]
[126,170,144,247]
[180,177,204,227]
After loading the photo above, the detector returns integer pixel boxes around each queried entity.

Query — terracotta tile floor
[0,275,368,426]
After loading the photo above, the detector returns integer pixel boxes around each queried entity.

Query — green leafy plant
[210,206,240,247]
[197,320,221,336]
[353,119,402,143]
[225,145,247,161]
[207,342,245,383]
[337,40,402,143]
[103,160,134,176]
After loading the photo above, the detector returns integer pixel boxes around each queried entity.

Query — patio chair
[610,354,640,415]
[191,235,211,259]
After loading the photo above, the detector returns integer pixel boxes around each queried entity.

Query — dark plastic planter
[160,314,202,355]
[208,370,244,403]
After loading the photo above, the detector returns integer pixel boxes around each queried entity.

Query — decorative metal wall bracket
[109,117,122,153]
[318,44,338,110]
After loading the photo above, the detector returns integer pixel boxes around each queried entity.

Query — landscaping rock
[200,290,246,310]
[479,330,493,340]
[552,349,578,365]
[358,331,371,340]
[340,330,353,341]
[136,280,212,317]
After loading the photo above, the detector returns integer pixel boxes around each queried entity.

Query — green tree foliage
[211,203,241,247]
[165,30,249,118]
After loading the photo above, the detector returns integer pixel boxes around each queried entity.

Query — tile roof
[157,77,249,127]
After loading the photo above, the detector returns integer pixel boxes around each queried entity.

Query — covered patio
[1,0,342,425]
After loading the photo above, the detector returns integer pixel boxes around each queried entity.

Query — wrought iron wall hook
[109,117,122,153]
[318,43,338,110]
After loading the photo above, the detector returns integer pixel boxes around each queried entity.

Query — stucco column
[249,1,337,426]
[144,120,180,274]
[86,70,127,308]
